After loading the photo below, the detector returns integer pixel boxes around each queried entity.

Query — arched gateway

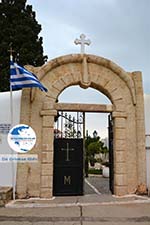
[16,54,146,198]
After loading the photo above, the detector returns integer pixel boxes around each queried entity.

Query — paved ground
[0,176,150,225]
[85,175,111,195]
[1,200,150,225]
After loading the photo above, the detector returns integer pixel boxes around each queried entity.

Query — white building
[145,94,150,194]
[0,90,22,186]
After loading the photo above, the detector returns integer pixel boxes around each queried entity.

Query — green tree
[85,131,109,175]
[88,141,101,157]
[0,0,47,92]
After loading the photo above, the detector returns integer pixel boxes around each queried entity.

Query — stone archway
[16,54,146,198]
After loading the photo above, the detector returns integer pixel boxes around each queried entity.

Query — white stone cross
[74,34,91,54]
[61,143,74,161]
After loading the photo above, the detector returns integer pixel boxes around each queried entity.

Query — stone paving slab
[52,223,80,225]
[0,222,78,225]
[1,221,150,225]
[77,193,114,204]
[0,223,31,225]
[83,223,150,225]
[0,206,80,217]
[82,203,150,218]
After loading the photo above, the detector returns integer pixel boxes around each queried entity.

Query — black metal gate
[53,112,84,196]
[108,113,114,194]
[53,138,83,196]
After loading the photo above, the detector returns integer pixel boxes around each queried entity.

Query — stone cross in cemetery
[74,34,91,54]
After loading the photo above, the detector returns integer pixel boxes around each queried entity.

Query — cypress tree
[0,0,47,91]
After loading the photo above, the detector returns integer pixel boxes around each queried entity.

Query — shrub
[88,168,102,175]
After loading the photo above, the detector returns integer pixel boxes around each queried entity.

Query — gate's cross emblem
[74,34,91,54]
[61,143,74,161]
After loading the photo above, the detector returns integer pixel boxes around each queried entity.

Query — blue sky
[27,0,150,137]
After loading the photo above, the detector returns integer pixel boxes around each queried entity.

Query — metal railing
[54,111,83,139]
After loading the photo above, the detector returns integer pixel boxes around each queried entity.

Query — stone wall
[0,187,12,207]
[16,54,146,198]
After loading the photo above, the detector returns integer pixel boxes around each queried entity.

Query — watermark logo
[7,124,36,153]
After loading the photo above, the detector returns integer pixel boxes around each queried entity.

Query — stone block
[60,64,72,74]
[114,185,128,196]
[115,118,126,128]
[42,144,53,151]
[16,190,27,199]
[42,151,53,163]
[41,175,53,188]
[16,164,28,194]
[43,116,54,127]
[90,73,99,84]
[113,111,127,118]
[104,78,120,93]
[48,69,61,82]
[115,128,126,140]
[114,99,125,112]
[0,187,12,206]
[28,183,40,197]
[96,74,109,88]
[61,73,74,85]
[43,102,54,110]
[115,151,126,162]
[40,187,52,198]
[111,89,123,101]
[115,162,126,174]
[28,174,40,184]
[115,174,127,186]
[114,139,126,151]
[88,63,100,75]
[40,110,57,116]
[53,79,66,92]
[68,63,81,80]
[41,163,53,176]
[42,128,54,146]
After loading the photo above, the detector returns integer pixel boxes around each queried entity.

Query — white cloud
[27,0,150,136]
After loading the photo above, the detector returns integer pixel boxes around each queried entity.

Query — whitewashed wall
[0,90,22,186]
[145,94,150,194]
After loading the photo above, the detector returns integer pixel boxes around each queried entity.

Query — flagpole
[10,54,13,127]
[9,48,16,201]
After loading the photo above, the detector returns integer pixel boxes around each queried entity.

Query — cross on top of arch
[74,34,91,54]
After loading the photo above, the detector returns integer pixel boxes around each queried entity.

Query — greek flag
[10,61,48,92]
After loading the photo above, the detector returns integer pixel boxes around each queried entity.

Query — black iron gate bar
[55,111,84,139]
[108,113,114,194]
